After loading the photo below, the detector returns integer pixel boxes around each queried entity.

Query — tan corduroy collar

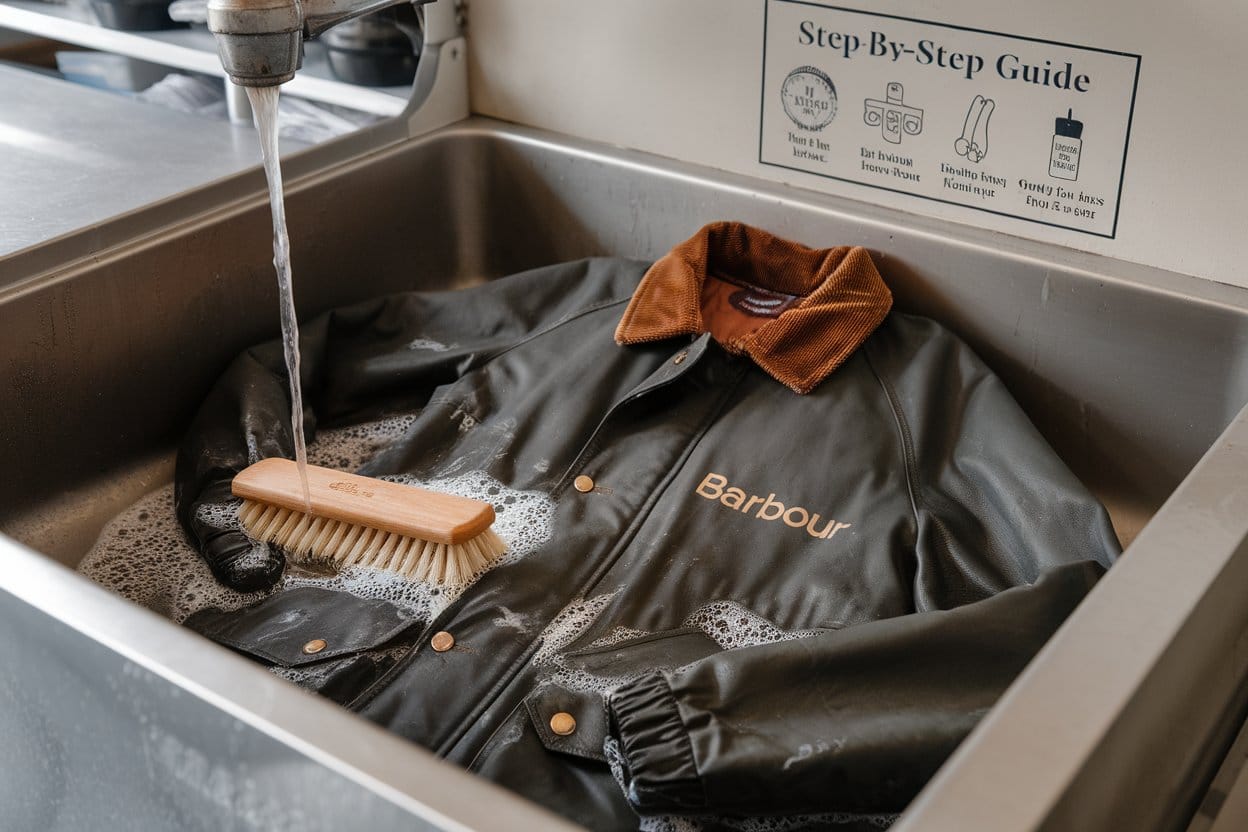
[615,222,893,394]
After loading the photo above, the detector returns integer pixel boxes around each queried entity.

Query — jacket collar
[615,222,893,394]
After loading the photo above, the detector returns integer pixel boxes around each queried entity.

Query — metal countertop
[0,62,293,257]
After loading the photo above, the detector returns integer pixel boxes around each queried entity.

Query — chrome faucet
[207,0,437,86]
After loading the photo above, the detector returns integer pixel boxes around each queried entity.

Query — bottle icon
[1049,109,1083,181]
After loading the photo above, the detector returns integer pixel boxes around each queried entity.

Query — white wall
[467,0,1248,288]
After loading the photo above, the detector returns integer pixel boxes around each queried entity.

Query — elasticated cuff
[607,672,706,813]
[184,480,284,593]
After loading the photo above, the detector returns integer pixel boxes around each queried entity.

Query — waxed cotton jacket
[176,223,1120,830]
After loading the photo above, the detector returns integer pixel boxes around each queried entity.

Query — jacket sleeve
[175,258,642,591]
[606,559,1103,817]
[865,315,1122,607]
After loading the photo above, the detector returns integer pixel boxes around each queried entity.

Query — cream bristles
[238,499,508,584]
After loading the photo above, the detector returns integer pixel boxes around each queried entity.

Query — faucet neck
[302,0,433,40]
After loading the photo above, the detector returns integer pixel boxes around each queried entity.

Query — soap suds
[707,815,898,831]
[407,337,452,352]
[492,606,536,634]
[530,592,620,666]
[76,487,265,622]
[782,740,838,771]
[586,626,650,649]
[533,598,822,700]
[683,601,823,650]
[582,602,823,655]
[638,815,702,832]
[79,414,554,626]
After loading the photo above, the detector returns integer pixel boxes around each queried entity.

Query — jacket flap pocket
[563,628,721,676]
[184,586,417,667]
[525,684,610,762]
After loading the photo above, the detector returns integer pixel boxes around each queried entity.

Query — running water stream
[247,85,311,507]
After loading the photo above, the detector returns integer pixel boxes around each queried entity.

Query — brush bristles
[238,499,507,584]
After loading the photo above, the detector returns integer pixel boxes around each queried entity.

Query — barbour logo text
[695,473,851,539]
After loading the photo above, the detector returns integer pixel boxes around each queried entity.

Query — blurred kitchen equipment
[323,7,419,87]
[55,49,167,91]
[90,0,183,31]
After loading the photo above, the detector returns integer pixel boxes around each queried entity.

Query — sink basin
[2,118,1247,831]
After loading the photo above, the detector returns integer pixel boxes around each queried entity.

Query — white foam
[381,470,554,579]
[638,815,702,832]
[79,414,554,626]
[682,601,823,651]
[585,625,650,649]
[78,488,264,623]
[530,591,619,666]
[407,337,452,352]
[580,601,822,664]
[534,603,656,698]
[528,596,828,702]
[306,412,417,471]
[717,814,899,831]
[492,606,537,634]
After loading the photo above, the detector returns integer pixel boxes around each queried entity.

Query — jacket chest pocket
[184,586,420,707]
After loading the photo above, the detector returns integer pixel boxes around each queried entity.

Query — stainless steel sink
[2,118,1247,831]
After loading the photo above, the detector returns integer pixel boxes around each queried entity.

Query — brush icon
[955,95,995,163]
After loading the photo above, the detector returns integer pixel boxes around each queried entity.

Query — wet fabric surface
[162,225,1120,829]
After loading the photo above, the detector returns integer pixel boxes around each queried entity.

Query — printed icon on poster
[1049,109,1083,180]
[781,66,838,131]
[954,95,995,163]
[863,82,923,145]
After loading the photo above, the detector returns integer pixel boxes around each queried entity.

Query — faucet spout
[207,0,435,87]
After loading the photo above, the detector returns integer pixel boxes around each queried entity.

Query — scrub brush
[231,458,506,584]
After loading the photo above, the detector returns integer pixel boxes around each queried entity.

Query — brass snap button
[302,639,327,655]
[573,475,595,493]
[430,631,455,653]
[549,712,577,736]
[673,351,688,365]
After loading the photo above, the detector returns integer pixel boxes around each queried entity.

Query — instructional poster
[759,1,1141,238]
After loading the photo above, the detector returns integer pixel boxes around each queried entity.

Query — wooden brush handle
[231,458,495,545]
